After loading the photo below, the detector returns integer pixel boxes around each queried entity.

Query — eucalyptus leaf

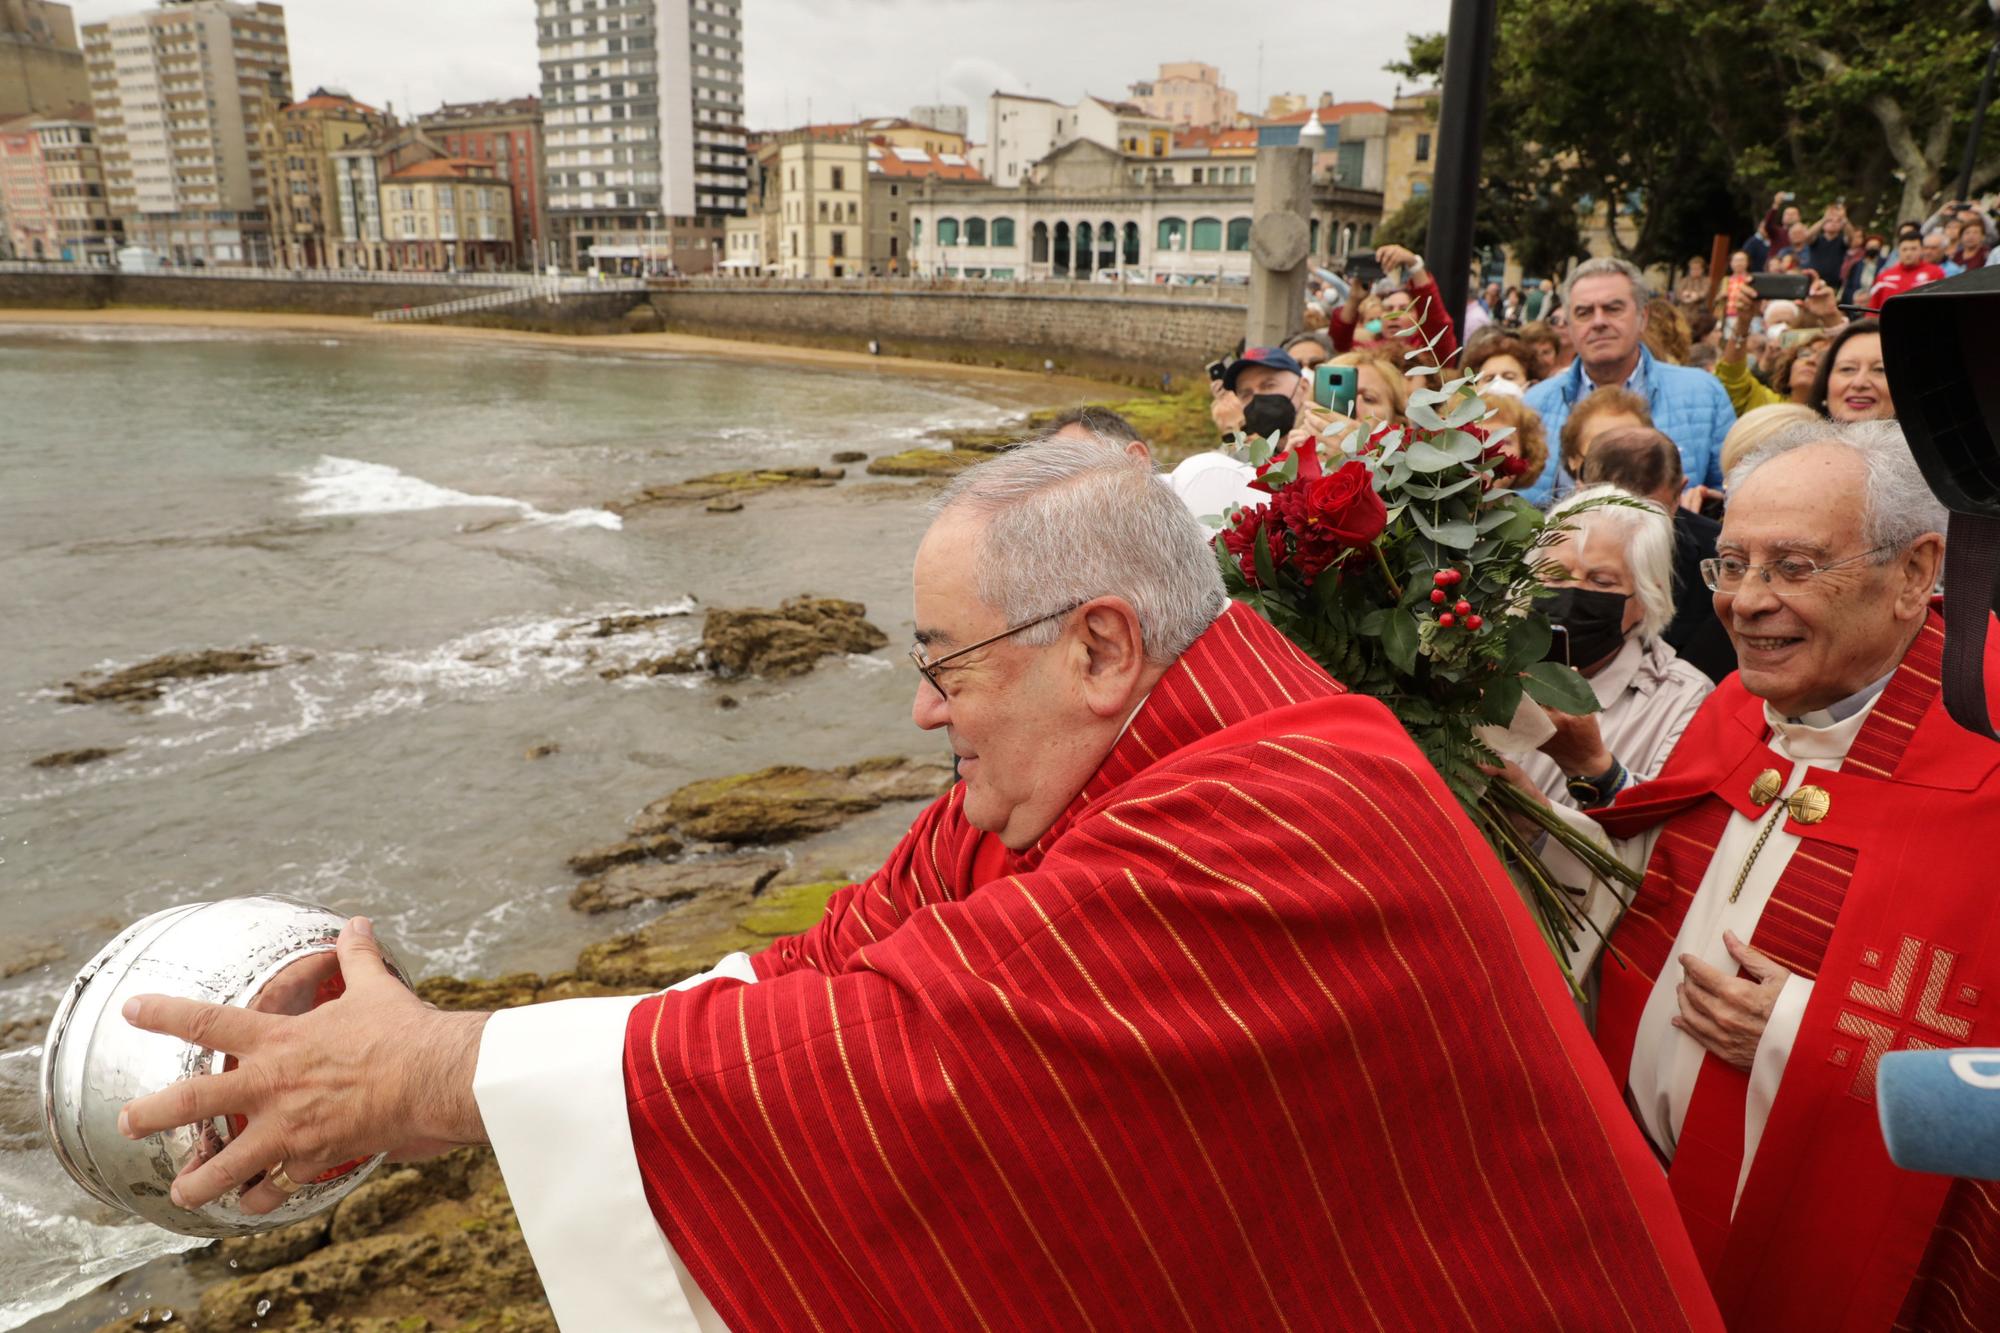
[1406,398,1448,432]
[1403,473,1483,502]
[1444,394,1488,429]
[1523,661,1601,714]
[1199,513,1225,529]
[1408,386,1453,409]
[1410,506,1478,549]
[1402,440,1460,472]
[1477,502,1521,533]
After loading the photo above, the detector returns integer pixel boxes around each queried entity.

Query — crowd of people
[1177,187,1999,1327]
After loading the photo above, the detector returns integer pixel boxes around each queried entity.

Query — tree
[1394,1,1999,268]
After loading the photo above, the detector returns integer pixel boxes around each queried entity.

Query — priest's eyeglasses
[1700,546,1892,597]
[909,602,1084,700]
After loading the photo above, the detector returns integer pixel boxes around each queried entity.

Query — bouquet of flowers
[1210,375,1639,987]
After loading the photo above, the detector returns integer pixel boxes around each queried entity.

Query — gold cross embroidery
[1829,936,1980,1101]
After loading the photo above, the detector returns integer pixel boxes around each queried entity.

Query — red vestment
[621,604,1719,1330]
[1595,612,2000,1331]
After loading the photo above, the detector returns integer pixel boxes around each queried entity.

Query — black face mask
[1241,392,1298,441]
[1542,586,1630,668]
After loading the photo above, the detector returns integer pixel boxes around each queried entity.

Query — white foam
[293,457,622,531]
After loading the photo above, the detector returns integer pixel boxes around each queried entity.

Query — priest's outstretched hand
[1672,929,1792,1071]
[115,917,490,1214]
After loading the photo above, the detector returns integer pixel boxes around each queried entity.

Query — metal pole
[1426,0,1499,347]
[1956,24,2000,204]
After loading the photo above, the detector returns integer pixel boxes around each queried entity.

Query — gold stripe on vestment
[1225,611,1296,705]
[1255,739,1632,1332]
[1010,875,1296,1332]
[1178,657,1229,728]
[645,999,829,1332]
[928,913,1202,1331]
[1102,785,1476,1327]
[1124,870,1385,1333]
[822,975,996,1332]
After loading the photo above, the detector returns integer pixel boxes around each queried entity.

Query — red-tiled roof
[288,93,379,116]
[1173,126,1258,152]
[384,156,496,182]
[866,144,983,182]
[1261,101,1387,125]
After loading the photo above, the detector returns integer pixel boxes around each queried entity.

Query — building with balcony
[0,0,88,121]
[536,0,746,273]
[377,156,515,272]
[257,86,383,269]
[417,96,546,267]
[329,122,446,271]
[82,0,291,266]
[980,90,1171,188]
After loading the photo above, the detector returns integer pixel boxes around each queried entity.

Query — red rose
[1250,435,1325,492]
[1299,460,1388,548]
[1478,439,1528,485]
[1220,504,1288,586]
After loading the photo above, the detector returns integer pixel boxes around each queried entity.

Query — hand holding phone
[1313,364,1358,418]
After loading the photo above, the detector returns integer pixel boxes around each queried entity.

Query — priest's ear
[1071,597,1151,716]
[1892,533,1946,620]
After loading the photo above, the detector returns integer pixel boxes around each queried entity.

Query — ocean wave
[16,600,700,798]
[293,456,622,531]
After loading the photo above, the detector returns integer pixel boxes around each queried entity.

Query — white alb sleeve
[473,953,758,1332]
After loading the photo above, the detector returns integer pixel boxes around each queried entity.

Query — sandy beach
[0,306,1133,399]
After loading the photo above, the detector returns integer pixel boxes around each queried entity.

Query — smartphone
[1313,364,1357,417]
[1779,191,1796,203]
[1544,624,1572,668]
[1206,358,1228,383]
[1749,272,1811,302]
[1345,254,1385,287]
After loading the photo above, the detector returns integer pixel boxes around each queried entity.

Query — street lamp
[1957,0,2000,203]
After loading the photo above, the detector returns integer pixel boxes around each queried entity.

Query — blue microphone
[1877,1049,2000,1179]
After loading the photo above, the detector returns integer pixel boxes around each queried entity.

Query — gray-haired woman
[1511,484,1715,810]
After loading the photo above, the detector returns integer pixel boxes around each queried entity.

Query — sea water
[0,322,1035,1325]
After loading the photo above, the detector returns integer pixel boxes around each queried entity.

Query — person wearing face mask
[1328,243,1461,366]
[1500,485,1714,812]
[1807,318,1893,423]
[1208,344,1323,442]
[1466,333,1542,393]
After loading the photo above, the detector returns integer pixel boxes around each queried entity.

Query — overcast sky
[63,0,1450,137]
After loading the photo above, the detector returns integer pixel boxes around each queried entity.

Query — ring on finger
[264,1162,305,1196]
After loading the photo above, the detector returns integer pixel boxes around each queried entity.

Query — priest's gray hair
[1546,484,1676,640]
[931,434,1227,662]
[1725,418,1948,557]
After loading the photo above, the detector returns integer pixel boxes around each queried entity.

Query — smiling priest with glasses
[1537,417,2000,1329]
[115,430,1719,1331]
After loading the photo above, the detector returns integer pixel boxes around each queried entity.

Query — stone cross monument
[1245,145,1315,349]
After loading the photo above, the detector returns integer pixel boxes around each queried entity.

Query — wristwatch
[1566,758,1629,809]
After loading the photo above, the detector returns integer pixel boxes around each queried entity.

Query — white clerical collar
[1762,670,1894,760]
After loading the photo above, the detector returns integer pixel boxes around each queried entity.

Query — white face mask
[1478,376,1526,399]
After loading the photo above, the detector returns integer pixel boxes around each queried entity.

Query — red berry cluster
[1428,569,1484,630]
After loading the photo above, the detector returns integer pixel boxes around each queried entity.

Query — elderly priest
[117,434,1719,1330]
[1544,419,2000,1330]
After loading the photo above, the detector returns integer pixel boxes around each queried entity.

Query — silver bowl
[39,894,409,1237]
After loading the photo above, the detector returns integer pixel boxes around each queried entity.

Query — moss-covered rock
[697,596,887,678]
[863,447,989,477]
[568,853,785,914]
[739,880,843,937]
[58,647,291,706]
[633,755,951,846]
[610,465,841,513]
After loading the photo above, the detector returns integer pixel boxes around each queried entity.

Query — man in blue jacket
[1519,257,1736,510]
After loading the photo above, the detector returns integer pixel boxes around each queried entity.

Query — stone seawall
[650,282,1246,383]
[0,272,1251,380]
[0,271,641,334]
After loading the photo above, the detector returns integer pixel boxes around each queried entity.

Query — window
[1031,220,1048,262]
[1122,220,1139,266]
[1415,133,1431,163]
[1191,217,1222,251]
[830,230,845,257]
[1225,217,1251,251]
[889,236,898,257]
[991,217,1015,247]
[1157,216,1186,250]
[964,217,986,246]
[937,216,958,245]
[912,217,922,246]
[818,199,827,220]
[830,166,844,190]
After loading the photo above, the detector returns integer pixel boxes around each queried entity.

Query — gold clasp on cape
[1749,769,1783,806]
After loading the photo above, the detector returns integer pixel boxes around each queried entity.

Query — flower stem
[1372,543,1403,600]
